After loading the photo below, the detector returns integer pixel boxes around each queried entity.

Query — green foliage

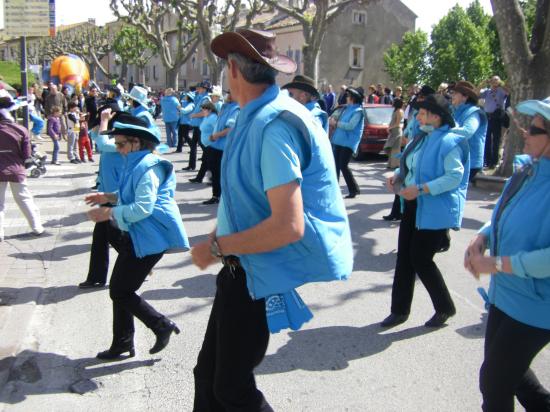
[113,26,156,68]
[383,30,430,87]
[0,61,37,91]
[428,4,493,86]
[519,0,537,36]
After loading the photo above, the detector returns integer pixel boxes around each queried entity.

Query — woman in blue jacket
[176,92,195,153]
[85,110,189,360]
[160,88,181,148]
[383,94,469,328]
[189,101,218,188]
[465,97,550,412]
[329,87,365,198]
[451,81,488,182]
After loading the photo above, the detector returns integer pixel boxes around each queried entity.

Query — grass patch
[0,61,38,91]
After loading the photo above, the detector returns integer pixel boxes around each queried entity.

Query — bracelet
[210,237,223,258]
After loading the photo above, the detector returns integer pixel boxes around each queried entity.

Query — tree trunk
[211,61,225,87]
[166,67,179,90]
[491,0,550,176]
[120,62,128,86]
[302,45,316,80]
[139,67,146,85]
[89,63,97,82]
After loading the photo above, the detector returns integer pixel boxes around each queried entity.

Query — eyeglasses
[528,125,548,136]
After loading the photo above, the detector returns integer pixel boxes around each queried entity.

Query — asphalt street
[0,136,547,411]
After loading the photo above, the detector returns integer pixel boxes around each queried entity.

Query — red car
[355,104,394,159]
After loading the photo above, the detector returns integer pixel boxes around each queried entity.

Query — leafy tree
[110,0,200,89]
[262,0,376,82]
[383,30,430,88]
[490,0,550,176]
[428,5,493,86]
[113,26,156,85]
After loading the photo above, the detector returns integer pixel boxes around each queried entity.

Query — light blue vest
[331,104,365,152]
[90,129,124,193]
[118,151,190,258]
[220,85,353,299]
[179,100,194,125]
[415,125,470,229]
[210,102,240,151]
[190,93,211,127]
[132,105,155,128]
[453,103,488,169]
[488,156,550,329]
[160,96,180,123]
[305,101,329,133]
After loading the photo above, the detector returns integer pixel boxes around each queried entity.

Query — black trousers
[207,147,223,198]
[195,145,210,182]
[469,167,481,183]
[193,265,272,412]
[85,220,110,284]
[390,199,456,316]
[484,115,502,168]
[480,305,550,412]
[107,225,164,343]
[188,126,205,170]
[177,123,192,152]
[388,194,402,217]
[333,144,360,195]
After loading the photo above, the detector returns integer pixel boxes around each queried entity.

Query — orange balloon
[50,55,90,88]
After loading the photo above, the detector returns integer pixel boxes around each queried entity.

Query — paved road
[0,138,548,411]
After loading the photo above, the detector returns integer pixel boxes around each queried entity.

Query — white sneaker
[32,227,45,236]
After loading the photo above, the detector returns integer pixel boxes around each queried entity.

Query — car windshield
[365,107,393,125]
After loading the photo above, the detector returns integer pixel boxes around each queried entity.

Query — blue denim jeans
[165,121,179,148]
[50,137,59,163]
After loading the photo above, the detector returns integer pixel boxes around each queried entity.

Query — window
[202,61,209,77]
[153,65,157,80]
[144,66,150,81]
[352,10,367,25]
[294,49,301,74]
[349,45,364,68]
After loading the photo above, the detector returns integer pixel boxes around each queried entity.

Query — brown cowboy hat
[211,29,297,74]
[282,75,319,97]
[453,80,478,100]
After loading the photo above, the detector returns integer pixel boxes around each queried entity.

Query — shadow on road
[141,273,217,300]
[455,312,488,339]
[0,349,159,403]
[257,323,437,375]
[0,284,104,306]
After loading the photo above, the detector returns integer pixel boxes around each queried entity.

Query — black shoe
[78,280,106,289]
[96,343,135,360]
[189,178,202,183]
[424,312,453,328]
[202,197,219,205]
[380,313,409,327]
[383,214,402,221]
[345,192,358,199]
[150,319,180,354]
[182,166,195,171]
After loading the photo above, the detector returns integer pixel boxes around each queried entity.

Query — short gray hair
[227,53,277,85]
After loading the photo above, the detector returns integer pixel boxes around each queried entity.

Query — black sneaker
[202,197,220,205]
[78,281,106,289]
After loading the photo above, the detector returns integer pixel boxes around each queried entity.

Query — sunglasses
[528,125,548,136]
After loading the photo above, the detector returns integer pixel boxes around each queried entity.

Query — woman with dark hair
[384,98,404,169]
[382,94,469,328]
[85,110,189,359]
[464,97,550,412]
[0,91,44,241]
[451,81,488,182]
[329,87,365,198]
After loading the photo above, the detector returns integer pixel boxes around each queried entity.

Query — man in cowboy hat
[451,80,488,182]
[185,81,212,171]
[282,74,328,132]
[191,28,352,411]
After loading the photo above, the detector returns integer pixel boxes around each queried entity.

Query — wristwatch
[495,256,503,272]
[417,183,424,195]
[210,237,223,258]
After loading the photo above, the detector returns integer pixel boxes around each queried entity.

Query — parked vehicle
[355,104,394,159]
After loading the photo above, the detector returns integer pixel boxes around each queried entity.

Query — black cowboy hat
[88,101,121,130]
[418,85,436,97]
[346,87,364,102]
[211,28,296,74]
[282,75,319,97]
[101,112,160,144]
[416,94,456,127]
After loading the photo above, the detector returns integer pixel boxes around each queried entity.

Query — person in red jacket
[0,92,44,241]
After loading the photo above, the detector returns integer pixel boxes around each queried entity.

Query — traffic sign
[3,0,54,38]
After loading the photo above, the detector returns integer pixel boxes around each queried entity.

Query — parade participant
[480,75,509,168]
[191,28,352,411]
[329,87,365,199]
[451,81,488,182]
[78,113,93,162]
[464,97,550,412]
[176,92,195,153]
[382,94,469,328]
[124,85,155,127]
[189,101,218,187]
[185,81,212,171]
[66,102,81,164]
[204,90,239,205]
[282,74,329,132]
[85,85,99,122]
[86,110,189,359]
[47,106,62,165]
[210,86,224,112]
[0,91,44,242]
[78,101,123,289]
[160,88,181,148]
